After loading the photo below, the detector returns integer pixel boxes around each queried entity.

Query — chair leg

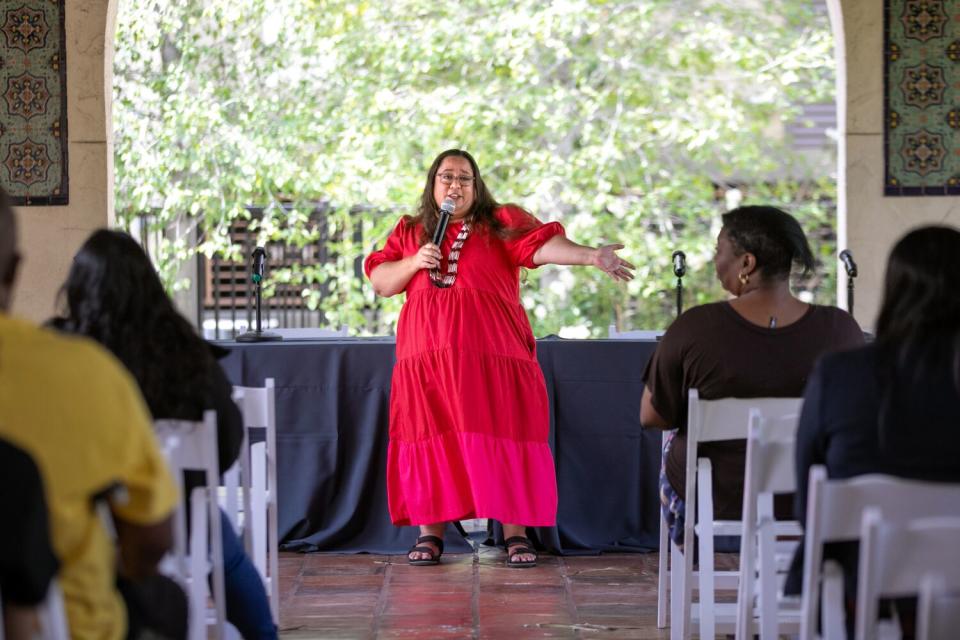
[698,520,716,639]
[267,496,280,622]
[736,520,756,640]
[658,511,670,628]
[671,542,685,640]
[758,519,776,640]
[188,490,208,640]
[822,561,846,640]
[697,459,717,640]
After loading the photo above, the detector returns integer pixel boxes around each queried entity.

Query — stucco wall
[10,1,114,321]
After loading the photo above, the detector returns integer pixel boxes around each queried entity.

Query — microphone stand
[236,247,282,342]
[675,275,683,318]
[847,273,855,317]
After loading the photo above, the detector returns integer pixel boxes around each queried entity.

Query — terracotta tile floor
[277,543,739,639]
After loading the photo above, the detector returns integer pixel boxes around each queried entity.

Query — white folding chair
[155,411,228,640]
[917,573,960,640]
[669,390,802,640]
[735,409,803,640]
[799,469,960,640]
[855,514,960,640]
[232,379,280,622]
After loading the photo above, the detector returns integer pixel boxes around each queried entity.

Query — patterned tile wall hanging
[0,1,67,205]
[884,0,960,195]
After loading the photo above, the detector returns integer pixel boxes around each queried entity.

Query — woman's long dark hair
[56,229,214,419]
[407,149,516,244]
[721,205,815,281]
[874,225,960,442]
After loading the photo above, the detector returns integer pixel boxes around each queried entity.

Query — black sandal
[504,536,538,568]
[407,535,444,566]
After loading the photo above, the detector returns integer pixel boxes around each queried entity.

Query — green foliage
[113,0,837,336]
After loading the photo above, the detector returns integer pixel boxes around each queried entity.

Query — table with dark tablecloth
[218,337,661,555]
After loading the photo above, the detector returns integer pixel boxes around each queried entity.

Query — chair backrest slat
[747,409,799,495]
[690,391,802,443]
[864,516,960,598]
[813,472,960,542]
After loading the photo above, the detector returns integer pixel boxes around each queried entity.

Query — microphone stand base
[235,330,283,343]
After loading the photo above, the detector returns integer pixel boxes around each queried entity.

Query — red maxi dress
[364,205,563,526]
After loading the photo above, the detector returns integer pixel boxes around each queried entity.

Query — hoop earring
[738,272,749,285]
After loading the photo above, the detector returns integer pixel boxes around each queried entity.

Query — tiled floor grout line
[559,555,583,640]
[370,557,393,639]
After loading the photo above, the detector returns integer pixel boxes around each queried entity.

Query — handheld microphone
[252,247,266,283]
[839,249,858,278]
[672,250,686,278]
[432,198,456,246]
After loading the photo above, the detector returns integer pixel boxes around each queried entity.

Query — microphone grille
[440,198,456,214]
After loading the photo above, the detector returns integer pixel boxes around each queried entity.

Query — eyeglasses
[437,172,475,187]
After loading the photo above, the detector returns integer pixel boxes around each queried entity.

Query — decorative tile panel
[0,1,67,205]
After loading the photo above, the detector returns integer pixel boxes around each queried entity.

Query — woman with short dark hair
[640,205,863,546]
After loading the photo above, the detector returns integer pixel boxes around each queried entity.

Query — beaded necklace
[429,222,471,288]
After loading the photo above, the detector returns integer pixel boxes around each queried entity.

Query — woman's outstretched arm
[532,236,635,281]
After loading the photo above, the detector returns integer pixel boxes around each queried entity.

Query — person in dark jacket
[787,225,960,635]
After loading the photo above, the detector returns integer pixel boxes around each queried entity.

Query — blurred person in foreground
[640,205,864,548]
[53,229,277,640]
[0,189,185,638]
[366,148,634,567]
[786,225,960,636]
[1,437,58,640]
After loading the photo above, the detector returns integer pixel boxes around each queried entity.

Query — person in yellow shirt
[0,189,185,640]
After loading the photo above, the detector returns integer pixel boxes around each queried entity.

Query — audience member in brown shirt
[640,205,863,545]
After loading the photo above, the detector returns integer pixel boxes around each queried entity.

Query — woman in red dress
[365,149,634,567]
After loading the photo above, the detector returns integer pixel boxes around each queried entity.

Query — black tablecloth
[218,337,661,555]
